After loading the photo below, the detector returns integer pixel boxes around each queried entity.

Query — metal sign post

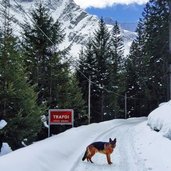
[48,109,74,137]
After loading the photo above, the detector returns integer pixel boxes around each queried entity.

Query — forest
[0,0,169,149]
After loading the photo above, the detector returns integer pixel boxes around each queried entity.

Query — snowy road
[72,118,147,171]
[1,117,171,171]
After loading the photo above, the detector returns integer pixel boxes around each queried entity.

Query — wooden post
[88,76,91,124]
[125,92,127,119]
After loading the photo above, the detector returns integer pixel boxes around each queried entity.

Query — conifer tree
[76,40,93,123]
[125,20,146,117]
[106,21,125,118]
[22,2,86,126]
[22,3,65,106]
[93,18,112,121]
[77,18,112,122]
[76,40,96,108]
[142,0,169,109]
[125,0,169,117]
[60,75,86,125]
[0,0,43,149]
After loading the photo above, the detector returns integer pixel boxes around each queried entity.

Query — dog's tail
[82,149,88,161]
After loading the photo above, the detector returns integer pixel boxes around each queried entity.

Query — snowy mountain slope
[2,0,136,58]
[1,117,171,171]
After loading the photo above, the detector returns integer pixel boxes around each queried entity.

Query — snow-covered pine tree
[77,18,112,122]
[124,20,147,117]
[106,21,125,119]
[22,2,85,128]
[125,0,169,117]
[0,0,43,149]
[21,2,65,105]
[142,0,169,109]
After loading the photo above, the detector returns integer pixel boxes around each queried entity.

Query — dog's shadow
[82,161,116,170]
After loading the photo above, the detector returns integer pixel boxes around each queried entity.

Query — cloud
[74,0,148,9]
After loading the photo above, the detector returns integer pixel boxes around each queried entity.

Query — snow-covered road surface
[73,118,147,171]
[1,117,171,171]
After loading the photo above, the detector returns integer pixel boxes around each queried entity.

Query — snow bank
[0,120,7,129]
[0,119,12,156]
[147,100,171,139]
[0,143,12,156]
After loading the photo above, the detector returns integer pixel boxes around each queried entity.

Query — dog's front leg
[106,154,112,165]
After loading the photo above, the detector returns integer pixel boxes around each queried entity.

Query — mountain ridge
[3,0,136,58]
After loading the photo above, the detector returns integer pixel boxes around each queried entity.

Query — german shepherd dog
[82,138,116,165]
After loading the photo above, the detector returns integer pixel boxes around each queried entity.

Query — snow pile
[133,121,171,171]
[0,143,12,156]
[147,100,171,139]
[0,120,7,129]
[0,120,12,156]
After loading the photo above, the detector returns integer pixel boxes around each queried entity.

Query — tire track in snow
[113,123,147,171]
[70,121,128,171]
[71,118,147,171]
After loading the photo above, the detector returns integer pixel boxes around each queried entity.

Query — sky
[1,100,171,170]
[74,0,149,30]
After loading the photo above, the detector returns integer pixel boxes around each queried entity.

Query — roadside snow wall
[147,101,171,139]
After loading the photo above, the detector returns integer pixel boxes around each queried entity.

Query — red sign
[49,109,73,125]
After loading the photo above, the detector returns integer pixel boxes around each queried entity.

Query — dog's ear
[113,138,116,143]
[109,138,112,143]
